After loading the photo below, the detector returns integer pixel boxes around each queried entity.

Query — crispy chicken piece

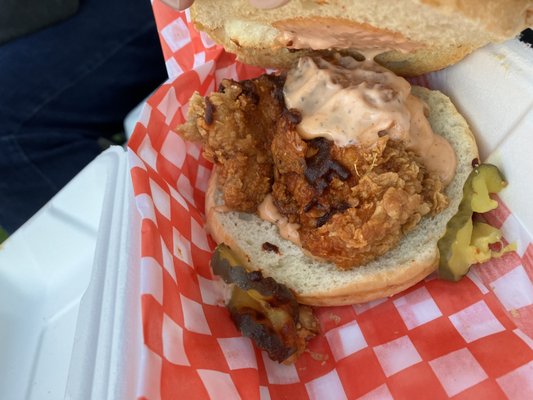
[178,74,449,269]
[271,115,448,268]
[178,75,285,212]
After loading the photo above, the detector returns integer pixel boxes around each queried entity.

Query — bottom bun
[206,86,478,306]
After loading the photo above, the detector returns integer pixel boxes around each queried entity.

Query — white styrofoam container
[428,40,533,161]
[0,147,141,400]
[426,39,533,253]
[0,38,531,400]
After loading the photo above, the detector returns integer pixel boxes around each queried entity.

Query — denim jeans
[0,0,167,233]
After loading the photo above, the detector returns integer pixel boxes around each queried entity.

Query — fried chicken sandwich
[175,0,528,362]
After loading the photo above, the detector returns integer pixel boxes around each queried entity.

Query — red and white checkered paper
[128,4,533,399]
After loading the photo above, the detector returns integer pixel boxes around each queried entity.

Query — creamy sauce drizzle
[284,56,412,147]
[258,194,301,246]
[283,55,457,186]
[273,18,422,54]
[249,0,290,9]
[404,95,456,186]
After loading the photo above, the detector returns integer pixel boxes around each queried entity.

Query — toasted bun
[205,86,478,306]
[191,0,532,76]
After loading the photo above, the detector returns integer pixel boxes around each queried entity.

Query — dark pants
[0,0,167,233]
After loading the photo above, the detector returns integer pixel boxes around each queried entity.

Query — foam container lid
[0,147,140,400]
[425,39,533,241]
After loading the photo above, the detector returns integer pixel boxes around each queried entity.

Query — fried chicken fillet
[179,74,448,269]
[180,75,285,212]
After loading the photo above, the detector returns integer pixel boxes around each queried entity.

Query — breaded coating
[272,116,447,268]
[178,75,448,269]
[179,75,285,212]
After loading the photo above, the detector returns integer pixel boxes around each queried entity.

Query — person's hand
[248,0,291,8]
[161,0,290,11]
[160,0,194,10]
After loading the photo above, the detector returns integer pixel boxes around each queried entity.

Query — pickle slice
[438,164,514,281]
[211,244,318,363]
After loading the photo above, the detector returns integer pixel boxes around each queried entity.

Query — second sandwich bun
[190,0,532,76]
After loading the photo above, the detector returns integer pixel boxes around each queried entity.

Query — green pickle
[438,164,515,281]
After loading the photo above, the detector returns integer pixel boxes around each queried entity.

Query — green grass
[0,226,8,244]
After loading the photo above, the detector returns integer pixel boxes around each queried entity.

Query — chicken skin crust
[178,75,448,269]
[179,75,285,212]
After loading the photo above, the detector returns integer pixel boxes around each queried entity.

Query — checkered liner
[128,5,533,399]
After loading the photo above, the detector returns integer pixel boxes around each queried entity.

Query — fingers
[161,0,290,12]
[160,0,195,10]
[249,0,290,9]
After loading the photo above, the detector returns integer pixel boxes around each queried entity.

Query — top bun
[191,0,532,76]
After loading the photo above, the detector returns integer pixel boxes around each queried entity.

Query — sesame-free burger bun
[205,86,479,306]
[190,0,532,76]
